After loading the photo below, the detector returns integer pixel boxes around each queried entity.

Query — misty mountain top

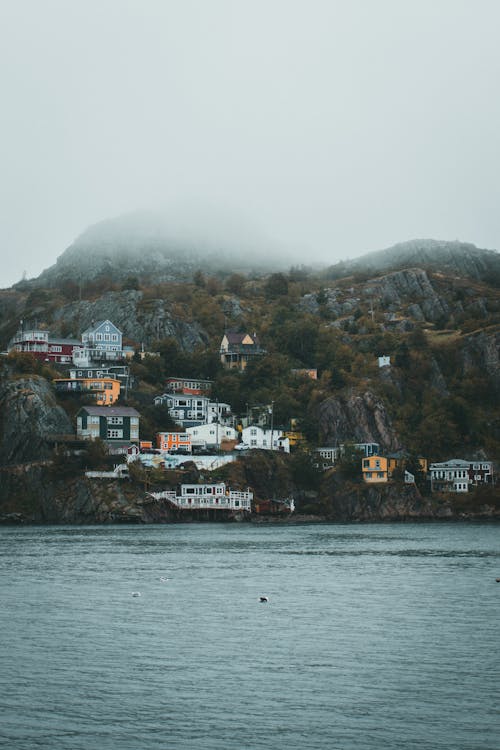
[326,239,500,284]
[23,205,500,289]
[32,210,297,287]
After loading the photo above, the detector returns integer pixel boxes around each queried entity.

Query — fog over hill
[33,210,297,287]
[22,207,500,289]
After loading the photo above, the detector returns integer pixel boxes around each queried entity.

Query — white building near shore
[147,483,252,511]
[186,423,237,449]
[241,425,290,453]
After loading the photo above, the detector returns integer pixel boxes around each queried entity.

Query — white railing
[85,464,129,479]
[147,486,252,510]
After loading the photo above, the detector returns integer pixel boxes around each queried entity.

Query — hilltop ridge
[326,239,500,285]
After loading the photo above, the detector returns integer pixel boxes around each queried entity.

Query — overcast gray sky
[1,0,500,287]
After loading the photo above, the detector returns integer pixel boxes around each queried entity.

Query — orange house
[362,455,389,483]
[156,432,192,452]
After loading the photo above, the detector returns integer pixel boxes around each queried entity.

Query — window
[251,440,257,446]
[366,472,372,478]
[377,472,384,478]
[250,429,257,436]
[375,460,380,469]
[96,333,103,341]
[50,345,62,353]
[363,459,369,468]
[108,416,123,425]
[107,429,123,439]
[91,416,100,424]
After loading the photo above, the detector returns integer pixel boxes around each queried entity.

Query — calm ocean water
[0,522,499,750]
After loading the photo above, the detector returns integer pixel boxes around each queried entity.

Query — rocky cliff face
[319,477,500,521]
[362,268,451,323]
[461,329,500,383]
[0,464,180,524]
[0,373,73,466]
[52,290,208,350]
[317,390,400,451]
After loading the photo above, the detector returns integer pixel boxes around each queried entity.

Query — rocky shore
[1,462,498,525]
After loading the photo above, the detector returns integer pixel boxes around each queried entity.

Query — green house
[76,406,140,444]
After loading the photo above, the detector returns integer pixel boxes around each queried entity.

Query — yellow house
[282,430,305,448]
[220,331,265,371]
[362,455,389,483]
[387,452,428,477]
[54,377,121,406]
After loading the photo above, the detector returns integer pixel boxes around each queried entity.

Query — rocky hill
[30,211,288,288]
[1,228,500,524]
[326,239,500,285]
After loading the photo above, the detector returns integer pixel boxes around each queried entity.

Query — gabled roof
[224,331,261,346]
[82,319,122,335]
[78,406,139,417]
[429,459,470,468]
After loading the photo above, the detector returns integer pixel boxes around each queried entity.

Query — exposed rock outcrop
[319,476,500,521]
[52,290,208,350]
[0,375,73,466]
[461,329,500,383]
[363,268,450,323]
[317,390,400,451]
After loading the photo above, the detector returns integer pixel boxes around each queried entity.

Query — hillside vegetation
[2,238,500,469]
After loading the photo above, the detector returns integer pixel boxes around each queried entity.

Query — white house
[429,458,494,493]
[187,424,237,449]
[207,402,233,426]
[154,394,233,428]
[315,442,380,469]
[241,425,290,453]
[148,483,253,511]
[428,459,470,493]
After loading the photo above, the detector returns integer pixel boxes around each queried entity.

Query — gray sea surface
[0,522,499,750]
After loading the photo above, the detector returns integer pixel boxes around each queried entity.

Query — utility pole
[216,398,219,451]
[270,400,275,452]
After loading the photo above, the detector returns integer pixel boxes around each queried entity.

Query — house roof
[48,336,81,345]
[224,331,261,346]
[82,320,122,335]
[429,459,470,468]
[79,406,139,417]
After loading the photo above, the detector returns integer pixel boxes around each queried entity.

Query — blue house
[82,320,122,353]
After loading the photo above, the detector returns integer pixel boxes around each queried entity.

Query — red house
[8,322,80,364]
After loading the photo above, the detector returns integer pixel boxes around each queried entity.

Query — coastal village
[5,318,495,515]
